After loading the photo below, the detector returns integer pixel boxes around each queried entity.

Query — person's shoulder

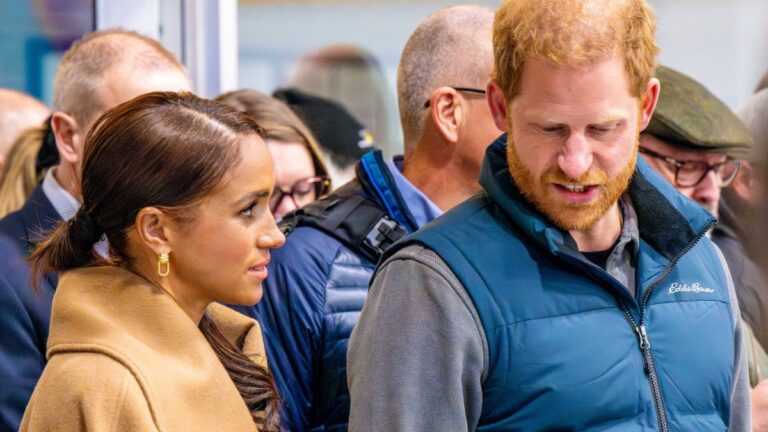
[272,225,348,269]
[0,210,28,257]
[0,219,35,296]
[284,225,344,252]
[416,193,495,236]
[379,243,454,282]
[711,228,743,257]
[44,351,134,391]
[22,352,155,431]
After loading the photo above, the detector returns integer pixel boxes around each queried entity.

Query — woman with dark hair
[217,89,331,220]
[20,92,284,431]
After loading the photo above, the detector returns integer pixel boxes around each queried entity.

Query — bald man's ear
[429,87,462,143]
[50,111,83,164]
[487,80,509,132]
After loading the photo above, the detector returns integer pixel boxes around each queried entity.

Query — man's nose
[692,170,722,209]
[557,133,593,180]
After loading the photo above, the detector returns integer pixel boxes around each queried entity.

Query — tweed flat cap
[646,66,752,159]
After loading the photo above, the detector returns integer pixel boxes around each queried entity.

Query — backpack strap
[280,182,407,263]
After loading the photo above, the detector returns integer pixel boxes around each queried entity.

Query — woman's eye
[240,203,256,218]
[295,188,313,198]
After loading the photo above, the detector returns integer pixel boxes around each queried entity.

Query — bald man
[0,89,49,169]
[0,29,191,431]
[231,6,500,430]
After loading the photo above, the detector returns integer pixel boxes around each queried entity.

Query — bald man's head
[0,89,49,166]
[47,29,192,202]
[53,29,191,130]
[397,5,495,147]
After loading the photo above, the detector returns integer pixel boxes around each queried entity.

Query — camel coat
[20,266,268,431]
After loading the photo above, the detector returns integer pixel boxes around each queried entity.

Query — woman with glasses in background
[218,90,331,221]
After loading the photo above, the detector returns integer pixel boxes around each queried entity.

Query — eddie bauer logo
[667,282,715,295]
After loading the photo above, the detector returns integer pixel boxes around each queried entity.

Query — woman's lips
[248,259,269,280]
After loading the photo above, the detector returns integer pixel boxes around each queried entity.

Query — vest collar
[479,134,716,260]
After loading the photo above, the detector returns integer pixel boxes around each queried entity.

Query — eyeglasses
[270,176,331,212]
[638,147,741,188]
[424,87,487,108]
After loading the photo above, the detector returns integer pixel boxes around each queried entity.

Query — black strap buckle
[362,216,406,259]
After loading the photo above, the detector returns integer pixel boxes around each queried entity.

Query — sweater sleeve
[714,245,752,432]
[19,352,158,432]
[347,245,488,432]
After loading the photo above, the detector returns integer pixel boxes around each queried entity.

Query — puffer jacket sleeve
[233,226,334,431]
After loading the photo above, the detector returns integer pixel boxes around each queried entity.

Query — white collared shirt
[42,169,79,221]
[41,169,109,258]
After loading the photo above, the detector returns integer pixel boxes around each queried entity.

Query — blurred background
[2,0,767,156]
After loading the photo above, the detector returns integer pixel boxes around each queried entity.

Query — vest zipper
[619,219,716,432]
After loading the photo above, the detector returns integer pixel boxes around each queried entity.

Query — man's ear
[730,161,760,205]
[486,80,509,132]
[50,111,83,164]
[135,207,174,257]
[428,87,461,143]
[639,78,661,131]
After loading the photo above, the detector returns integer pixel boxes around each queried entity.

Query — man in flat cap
[639,65,768,388]
[639,66,751,218]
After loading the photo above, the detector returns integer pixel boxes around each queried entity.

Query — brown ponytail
[199,315,281,431]
[28,209,104,291]
[27,91,281,427]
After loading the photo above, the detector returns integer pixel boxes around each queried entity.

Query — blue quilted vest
[389,137,735,431]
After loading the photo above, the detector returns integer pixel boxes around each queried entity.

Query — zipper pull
[635,325,651,374]
[635,325,651,350]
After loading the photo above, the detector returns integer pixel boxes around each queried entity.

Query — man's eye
[539,125,564,134]
[679,162,704,173]
[590,124,617,134]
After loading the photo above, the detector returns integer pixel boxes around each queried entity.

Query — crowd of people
[0,0,767,431]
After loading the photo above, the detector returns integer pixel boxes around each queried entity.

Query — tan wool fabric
[20,266,267,432]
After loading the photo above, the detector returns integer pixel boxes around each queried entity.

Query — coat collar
[479,134,716,261]
[49,266,264,431]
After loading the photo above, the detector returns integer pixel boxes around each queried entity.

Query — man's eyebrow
[522,110,628,125]
[590,116,627,126]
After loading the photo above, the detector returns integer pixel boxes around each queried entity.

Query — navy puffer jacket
[232,151,427,431]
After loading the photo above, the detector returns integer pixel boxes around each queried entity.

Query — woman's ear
[135,207,173,256]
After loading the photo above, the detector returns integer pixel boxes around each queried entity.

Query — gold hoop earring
[157,253,170,277]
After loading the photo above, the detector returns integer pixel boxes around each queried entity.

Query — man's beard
[506,136,638,231]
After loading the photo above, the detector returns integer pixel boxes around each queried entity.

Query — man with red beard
[347,0,751,430]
